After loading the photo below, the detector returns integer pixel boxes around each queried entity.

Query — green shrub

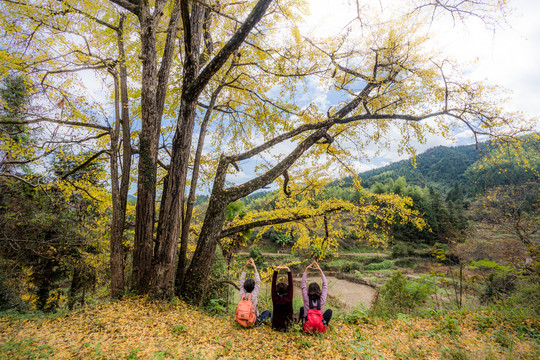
[205,298,226,315]
[437,314,461,336]
[275,233,293,247]
[394,257,417,269]
[365,259,394,271]
[0,272,27,312]
[480,272,516,304]
[469,260,517,304]
[371,271,436,317]
[392,242,412,258]
[342,305,370,325]
[341,261,361,273]
[509,275,540,314]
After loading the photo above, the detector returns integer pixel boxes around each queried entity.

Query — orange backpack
[235,293,256,327]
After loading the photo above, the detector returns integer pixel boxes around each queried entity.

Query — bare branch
[192,0,243,25]
[60,150,108,180]
[0,148,55,166]
[109,0,140,14]
[61,2,120,31]
[207,279,240,291]
[0,173,41,187]
[0,117,112,132]
[63,179,102,202]
[187,0,274,99]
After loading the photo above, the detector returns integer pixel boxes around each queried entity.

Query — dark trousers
[257,310,271,325]
[299,306,333,325]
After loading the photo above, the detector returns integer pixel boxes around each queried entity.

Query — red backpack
[303,298,326,333]
[235,293,256,327]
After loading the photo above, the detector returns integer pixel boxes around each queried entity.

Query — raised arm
[313,261,328,307]
[286,267,293,298]
[250,258,261,295]
[302,262,314,310]
[239,270,246,296]
[271,267,279,301]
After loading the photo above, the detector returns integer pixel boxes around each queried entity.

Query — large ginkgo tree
[0,0,534,304]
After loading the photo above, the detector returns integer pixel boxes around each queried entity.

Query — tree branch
[0,148,55,166]
[226,127,328,200]
[220,206,344,238]
[192,0,243,25]
[63,179,102,202]
[108,0,140,14]
[186,0,274,99]
[207,279,240,291]
[0,117,112,132]
[0,173,41,188]
[60,150,108,180]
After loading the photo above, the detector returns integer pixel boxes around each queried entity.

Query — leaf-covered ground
[0,299,538,359]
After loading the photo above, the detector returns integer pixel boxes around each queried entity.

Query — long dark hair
[276,282,288,297]
[244,278,255,293]
[308,282,321,301]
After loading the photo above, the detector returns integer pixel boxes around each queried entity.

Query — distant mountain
[355,134,539,196]
[238,136,539,205]
[356,144,484,192]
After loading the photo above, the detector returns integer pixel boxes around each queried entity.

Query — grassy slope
[1,299,538,359]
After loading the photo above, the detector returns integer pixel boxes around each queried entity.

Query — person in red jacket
[271,265,294,331]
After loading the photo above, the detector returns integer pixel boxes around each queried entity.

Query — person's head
[244,278,255,293]
[308,282,321,301]
[276,282,288,297]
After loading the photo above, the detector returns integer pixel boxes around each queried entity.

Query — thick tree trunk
[152,1,205,299]
[153,0,275,299]
[180,196,229,303]
[180,156,230,303]
[132,12,160,294]
[68,268,81,310]
[110,20,132,299]
[153,99,198,298]
[109,71,124,299]
[176,86,222,290]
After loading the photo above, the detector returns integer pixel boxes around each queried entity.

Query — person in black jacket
[271,265,293,331]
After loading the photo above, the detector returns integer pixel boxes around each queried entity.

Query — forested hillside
[340,135,540,196]
[355,144,483,192]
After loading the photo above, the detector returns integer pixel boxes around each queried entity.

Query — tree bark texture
[110,18,132,299]
[152,0,205,299]
[176,85,222,289]
[132,9,160,294]
[179,155,229,302]
[109,71,124,299]
[153,0,274,299]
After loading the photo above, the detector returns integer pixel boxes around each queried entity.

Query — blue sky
[221,0,540,189]
[75,0,540,192]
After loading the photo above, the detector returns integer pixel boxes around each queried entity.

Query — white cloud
[298,0,540,171]
[435,0,540,120]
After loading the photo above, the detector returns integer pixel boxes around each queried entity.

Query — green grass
[0,338,54,359]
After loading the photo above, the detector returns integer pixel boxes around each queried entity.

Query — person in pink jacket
[300,260,332,329]
[239,258,271,324]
